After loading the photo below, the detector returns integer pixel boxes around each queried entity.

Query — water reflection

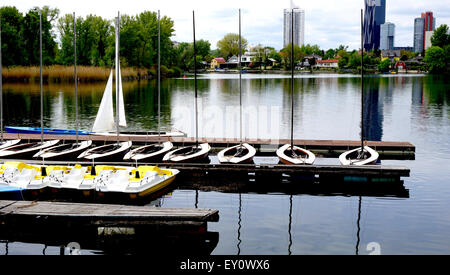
[363,77,384,141]
[3,74,447,143]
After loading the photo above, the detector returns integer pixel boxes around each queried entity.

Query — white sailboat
[339,9,379,166]
[123,11,174,162]
[78,13,131,161]
[34,13,92,161]
[163,11,211,163]
[218,9,256,164]
[276,8,315,165]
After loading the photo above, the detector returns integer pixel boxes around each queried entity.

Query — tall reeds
[1,65,150,83]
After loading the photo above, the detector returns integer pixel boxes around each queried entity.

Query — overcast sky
[3,0,450,51]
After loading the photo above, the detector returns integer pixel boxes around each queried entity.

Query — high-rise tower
[283,0,305,48]
[363,0,386,51]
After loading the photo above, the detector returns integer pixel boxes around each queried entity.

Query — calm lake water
[1,73,449,255]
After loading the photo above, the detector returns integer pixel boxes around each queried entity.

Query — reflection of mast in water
[355,196,362,255]
[237,193,242,255]
[288,195,293,255]
[195,189,199,209]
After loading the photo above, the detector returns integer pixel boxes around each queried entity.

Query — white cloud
[2,0,449,51]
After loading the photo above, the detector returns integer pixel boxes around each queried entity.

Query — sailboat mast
[360,9,364,153]
[116,11,120,144]
[290,9,294,150]
[39,11,43,144]
[158,10,161,144]
[239,9,242,145]
[193,11,198,148]
[0,16,3,142]
[74,12,79,144]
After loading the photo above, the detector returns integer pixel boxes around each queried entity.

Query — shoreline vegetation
[1,65,428,83]
[1,65,179,83]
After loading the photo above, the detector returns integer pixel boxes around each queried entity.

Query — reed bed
[1,65,151,83]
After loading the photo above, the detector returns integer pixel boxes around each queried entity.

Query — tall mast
[193,11,198,148]
[74,12,78,144]
[360,9,364,155]
[158,10,161,144]
[116,11,120,144]
[39,11,43,144]
[239,9,242,145]
[0,16,3,142]
[290,9,295,150]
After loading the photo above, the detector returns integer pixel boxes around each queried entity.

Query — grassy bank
[1,65,152,83]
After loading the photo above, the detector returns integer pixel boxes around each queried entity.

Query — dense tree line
[0,6,179,70]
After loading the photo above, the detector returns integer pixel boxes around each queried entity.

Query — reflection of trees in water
[423,75,449,107]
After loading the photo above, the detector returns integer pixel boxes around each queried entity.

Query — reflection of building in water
[362,78,383,141]
[411,77,424,106]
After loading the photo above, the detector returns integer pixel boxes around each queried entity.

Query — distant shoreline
[1,65,428,83]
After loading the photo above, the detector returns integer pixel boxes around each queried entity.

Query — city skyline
[1,0,449,51]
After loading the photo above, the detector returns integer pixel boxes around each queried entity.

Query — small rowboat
[0,140,60,159]
[217,143,256,164]
[33,140,92,160]
[162,143,211,163]
[339,146,379,166]
[78,141,132,162]
[276,144,315,165]
[95,166,179,199]
[123,141,173,162]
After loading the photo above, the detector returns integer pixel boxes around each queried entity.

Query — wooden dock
[2,133,415,159]
[0,200,219,227]
[0,200,220,255]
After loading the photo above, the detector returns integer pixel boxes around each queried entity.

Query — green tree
[217,33,248,59]
[0,6,25,66]
[378,59,391,73]
[22,8,58,65]
[424,46,447,73]
[431,24,450,48]
[280,44,305,69]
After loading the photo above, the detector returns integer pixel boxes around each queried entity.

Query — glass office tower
[380,23,395,50]
[364,0,386,51]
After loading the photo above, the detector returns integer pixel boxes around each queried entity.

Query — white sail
[118,61,127,128]
[92,70,115,132]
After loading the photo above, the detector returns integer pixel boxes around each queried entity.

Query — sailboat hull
[163,143,211,163]
[33,140,93,160]
[78,141,132,162]
[276,144,315,165]
[123,141,173,162]
[339,146,379,166]
[0,140,60,159]
[217,143,256,164]
[0,139,21,150]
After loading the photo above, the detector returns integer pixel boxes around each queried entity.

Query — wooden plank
[0,200,219,223]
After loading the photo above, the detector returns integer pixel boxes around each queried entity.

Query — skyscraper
[421,11,436,32]
[380,22,395,50]
[283,0,305,48]
[421,11,436,49]
[363,0,386,51]
[414,18,425,53]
